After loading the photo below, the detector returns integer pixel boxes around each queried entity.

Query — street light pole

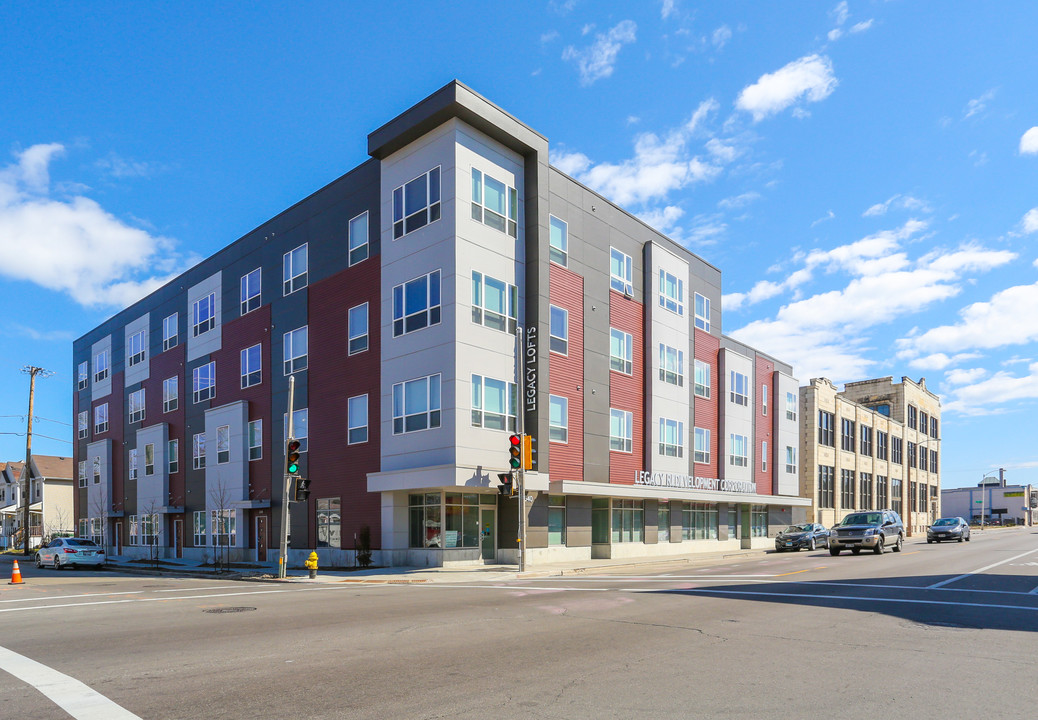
[980,470,999,531]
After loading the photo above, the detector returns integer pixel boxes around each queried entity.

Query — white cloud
[562,20,637,86]
[1021,127,1038,154]
[736,54,838,122]
[540,30,559,44]
[907,352,981,371]
[862,194,932,217]
[945,367,987,385]
[723,279,785,311]
[831,1,849,26]
[942,362,1038,415]
[827,29,843,42]
[712,25,732,50]
[637,205,684,234]
[811,210,835,227]
[964,88,997,119]
[1021,207,1038,234]
[0,143,193,308]
[718,192,760,209]
[661,0,676,20]
[850,20,874,33]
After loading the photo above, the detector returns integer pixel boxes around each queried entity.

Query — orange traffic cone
[9,559,24,584]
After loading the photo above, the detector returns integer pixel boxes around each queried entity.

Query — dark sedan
[775,523,830,552]
[928,517,971,543]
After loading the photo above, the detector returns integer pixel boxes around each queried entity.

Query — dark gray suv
[829,510,904,555]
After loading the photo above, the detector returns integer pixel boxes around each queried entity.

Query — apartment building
[72,80,807,568]
[801,376,941,535]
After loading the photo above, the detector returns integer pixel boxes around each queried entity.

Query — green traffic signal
[286,439,301,474]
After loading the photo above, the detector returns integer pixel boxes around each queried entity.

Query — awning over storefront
[550,479,812,507]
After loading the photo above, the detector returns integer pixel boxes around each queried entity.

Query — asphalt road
[2,527,1038,719]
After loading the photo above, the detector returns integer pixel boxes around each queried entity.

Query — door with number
[173,519,183,559]
[256,515,268,562]
[480,508,495,561]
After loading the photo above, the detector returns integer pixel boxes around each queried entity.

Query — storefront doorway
[480,508,495,561]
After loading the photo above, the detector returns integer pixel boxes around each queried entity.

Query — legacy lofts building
[72,81,806,568]
[801,376,941,536]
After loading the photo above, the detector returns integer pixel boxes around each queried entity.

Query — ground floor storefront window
[728,506,740,539]
[548,495,567,545]
[658,501,670,542]
[409,493,442,548]
[611,499,643,543]
[316,497,341,548]
[681,502,718,540]
[444,493,480,548]
[751,505,768,537]
[591,497,610,544]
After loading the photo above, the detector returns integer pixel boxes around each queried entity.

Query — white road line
[0,644,141,719]
[0,587,296,614]
[675,587,1038,612]
[928,548,1038,589]
[1,590,144,604]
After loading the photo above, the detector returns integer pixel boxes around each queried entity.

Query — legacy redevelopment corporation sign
[635,471,757,495]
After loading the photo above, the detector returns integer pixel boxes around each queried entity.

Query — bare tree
[45,505,73,544]
[89,486,110,554]
[208,478,235,572]
[141,499,162,565]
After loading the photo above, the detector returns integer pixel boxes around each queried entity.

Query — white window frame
[549,215,568,266]
[729,370,749,406]
[392,269,441,337]
[168,439,179,474]
[786,392,797,421]
[78,410,89,439]
[347,395,368,445]
[470,168,518,237]
[192,361,216,403]
[762,384,768,416]
[78,460,87,488]
[283,243,308,296]
[610,247,633,295]
[785,446,797,475]
[549,305,568,355]
[659,418,683,458]
[248,420,262,460]
[471,375,517,432]
[163,313,178,351]
[129,448,138,480]
[348,303,368,355]
[94,403,109,434]
[694,427,710,464]
[609,328,633,374]
[471,271,518,334]
[193,432,206,470]
[659,344,684,387]
[193,510,206,546]
[392,375,441,435]
[694,292,710,332]
[93,456,101,484]
[144,443,155,476]
[283,326,308,375]
[163,376,178,413]
[128,388,146,424]
[729,433,749,467]
[94,349,109,383]
[392,166,441,239]
[761,440,768,472]
[348,211,369,266]
[192,292,216,337]
[78,361,89,390]
[283,408,309,452]
[217,425,230,464]
[659,269,684,315]
[241,268,261,315]
[549,395,568,443]
[127,329,146,367]
[241,344,262,388]
[694,359,711,398]
[609,408,633,453]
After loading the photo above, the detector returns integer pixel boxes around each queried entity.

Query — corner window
[169,439,179,474]
[94,403,109,434]
[471,272,517,334]
[283,243,308,296]
[471,168,518,237]
[694,427,710,464]
[610,247,633,295]
[471,375,517,432]
[349,211,369,265]
[659,344,684,387]
[241,268,261,315]
[241,344,262,388]
[659,270,683,315]
[694,359,711,398]
[192,292,216,337]
[348,395,368,444]
[549,395,568,443]
[192,361,216,403]
[349,303,368,354]
[694,293,710,331]
[392,374,441,434]
[128,388,146,424]
[729,371,749,406]
[163,376,178,412]
[163,313,178,351]
[729,433,748,467]
[549,305,568,355]
[127,330,146,366]
[217,425,230,464]
[549,215,568,266]
[659,418,683,457]
[609,408,633,452]
[609,328,633,374]
[78,361,89,390]
[283,326,308,375]
[393,166,441,239]
[248,420,262,460]
[94,349,109,383]
[393,270,441,337]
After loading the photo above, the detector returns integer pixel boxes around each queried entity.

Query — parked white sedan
[35,537,106,570]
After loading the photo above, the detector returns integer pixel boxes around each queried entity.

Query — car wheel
[958,535,964,543]
[35,553,43,568]
[851,547,861,555]
[893,534,904,553]
[966,534,971,542]
[829,547,840,556]
[874,536,885,555]
[927,539,932,544]
[808,537,817,551]
[53,556,61,570]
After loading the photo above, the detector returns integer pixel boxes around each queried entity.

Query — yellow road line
[776,567,824,576]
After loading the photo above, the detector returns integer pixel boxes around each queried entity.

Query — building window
[443,492,485,549]
[840,418,855,452]
[612,499,644,543]
[892,436,903,465]
[94,349,109,383]
[907,404,917,429]
[841,469,855,508]
[930,449,938,473]
[729,433,748,467]
[193,510,206,546]
[729,371,749,406]
[248,420,262,460]
[610,247,633,295]
[144,443,154,476]
[681,501,719,540]
[471,272,517,334]
[317,497,342,548]
[127,330,146,367]
[786,392,797,421]
[919,411,928,436]
[471,375,517,432]
[549,305,568,355]
[694,427,710,464]
[241,268,261,315]
[193,433,206,470]
[610,409,633,453]
[392,374,441,434]
[694,292,710,331]
[818,466,835,508]
[128,516,138,546]
[549,215,567,266]
[409,493,443,548]
[761,441,768,472]
[283,326,308,375]
[609,328,633,374]
[891,478,903,515]
[94,403,109,434]
[658,269,683,315]
[930,416,939,439]
[129,448,138,480]
[128,388,145,424]
[659,344,684,386]
[284,408,309,452]
[159,376,177,413]
[907,441,917,469]
[192,292,216,337]
[212,509,235,547]
[919,445,928,472]
[163,313,178,351]
[762,384,768,416]
[860,472,873,510]
[78,460,86,488]
[348,303,368,354]
[349,211,369,265]
[193,361,216,403]
[348,395,368,444]
[217,425,230,464]
[549,395,568,443]
[876,431,888,460]
[694,359,711,398]
[240,344,262,388]
[751,506,768,538]
[860,425,873,456]
[818,410,834,447]
[470,168,518,237]
[393,269,441,337]
[283,243,308,295]
[659,418,683,457]
[393,166,441,239]
[877,475,888,508]
[548,495,567,546]
[93,456,101,484]
[78,361,89,390]
[168,439,179,474]
[785,446,797,474]
[78,411,88,439]
[139,513,158,546]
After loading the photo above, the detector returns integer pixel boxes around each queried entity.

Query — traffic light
[496,472,513,496]
[508,434,522,469]
[522,435,533,470]
[294,477,311,503]
[286,439,301,475]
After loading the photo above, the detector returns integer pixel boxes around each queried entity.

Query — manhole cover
[203,607,256,614]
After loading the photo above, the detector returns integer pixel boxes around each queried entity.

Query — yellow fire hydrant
[305,551,318,579]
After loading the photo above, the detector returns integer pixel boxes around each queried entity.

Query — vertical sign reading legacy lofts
[525,325,538,412]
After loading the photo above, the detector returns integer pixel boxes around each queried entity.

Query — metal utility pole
[21,366,52,555]
[279,375,295,579]
[514,326,526,573]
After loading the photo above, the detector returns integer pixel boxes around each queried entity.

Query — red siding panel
[693,330,720,478]
[755,356,775,495]
[549,265,584,481]
[146,342,188,508]
[608,289,643,485]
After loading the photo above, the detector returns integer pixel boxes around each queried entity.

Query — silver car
[36,537,106,570]
[829,510,905,555]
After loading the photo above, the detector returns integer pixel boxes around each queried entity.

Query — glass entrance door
[480,508,495,561]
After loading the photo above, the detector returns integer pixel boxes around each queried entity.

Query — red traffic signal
[508,434,522,469]
[286,439,301,475]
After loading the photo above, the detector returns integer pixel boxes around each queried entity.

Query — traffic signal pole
[279,375,295,579]
[515,327,526,573]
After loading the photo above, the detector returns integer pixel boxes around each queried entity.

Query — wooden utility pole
[21,366,51,555]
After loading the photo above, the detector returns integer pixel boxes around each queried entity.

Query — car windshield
[67,539,98,547]
[933,518,957,526]
[783,525,810,533]
[841,513,881,525]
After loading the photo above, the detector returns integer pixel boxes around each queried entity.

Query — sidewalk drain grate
[204,607,256,614]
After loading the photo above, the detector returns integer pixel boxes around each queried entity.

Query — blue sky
[2,1,1037,490]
